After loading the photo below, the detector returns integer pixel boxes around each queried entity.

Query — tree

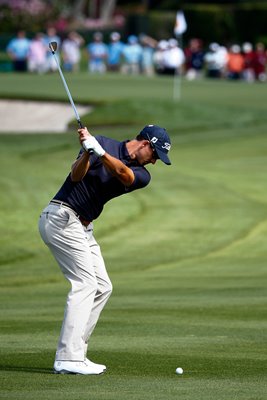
[66,0,117,20]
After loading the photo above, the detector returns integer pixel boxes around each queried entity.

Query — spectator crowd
[5,29,267,83]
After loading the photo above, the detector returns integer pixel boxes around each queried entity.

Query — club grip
[77,120,83,129]
[77,120,93,154]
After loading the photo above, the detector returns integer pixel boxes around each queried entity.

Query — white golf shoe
[53,360,105,375]
[85,358,106,372]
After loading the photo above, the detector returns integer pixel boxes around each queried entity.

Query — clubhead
[49,41,58,53]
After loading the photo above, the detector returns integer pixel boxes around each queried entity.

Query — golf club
[49,41,83,128]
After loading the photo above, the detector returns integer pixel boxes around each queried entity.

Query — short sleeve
[127,166,151,191]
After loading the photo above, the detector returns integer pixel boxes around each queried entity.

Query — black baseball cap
[139,125,171,165]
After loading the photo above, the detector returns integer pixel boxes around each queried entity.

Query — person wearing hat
[162,38,185,76]
[242,42,255,83]
[204,42,223,79]
[107,31,124,72]
[154,40,169,74]
[226,44,245,80]
[87,31,108,73]
[121,35,143,74]
[39,124,171,375]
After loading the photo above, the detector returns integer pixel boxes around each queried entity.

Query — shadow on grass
[0,365,53,374]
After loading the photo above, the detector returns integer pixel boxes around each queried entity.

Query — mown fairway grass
[0,73,267,399]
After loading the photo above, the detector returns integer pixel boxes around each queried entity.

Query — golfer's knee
[102,280,113,298]
[74,276,98,293]
[107,281,113,296]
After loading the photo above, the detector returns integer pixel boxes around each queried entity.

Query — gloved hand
[82,136,105,157]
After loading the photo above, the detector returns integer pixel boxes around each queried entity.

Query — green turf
[0,73,267,399]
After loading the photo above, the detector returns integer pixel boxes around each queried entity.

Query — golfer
[39,124,171,375]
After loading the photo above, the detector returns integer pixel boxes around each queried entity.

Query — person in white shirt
[44,27,61,72]
[162,38,185,75]
[204,42,227,78]
[62,32,84,72]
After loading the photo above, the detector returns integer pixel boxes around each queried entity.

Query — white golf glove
[82,136,105,157]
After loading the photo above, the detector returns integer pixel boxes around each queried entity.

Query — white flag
[174,11,187,36]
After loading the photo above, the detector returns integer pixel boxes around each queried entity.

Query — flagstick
[173,34,183,101]
[173,9,187,101]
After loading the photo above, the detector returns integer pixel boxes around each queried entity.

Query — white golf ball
[175,367,183,375]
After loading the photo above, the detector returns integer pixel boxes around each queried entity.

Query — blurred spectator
[253,42,267,82]
[185,38,205,80]
[204,42,224,78]
[139,34,158,77]
[62,31,84,72]
[6,30,30,72]
[162,38,185,75]
[154,40,169,75]
[107,32,124,72]
[242,42,255,83]
[43,27,61,72]
[87,32,108,73]
[121,35,143,75]
[217,46,229,78]
[28,33,47,74]
[227,45,245,80]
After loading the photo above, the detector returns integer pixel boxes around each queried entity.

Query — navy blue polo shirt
[53,135,151,221]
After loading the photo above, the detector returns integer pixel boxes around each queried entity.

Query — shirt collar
[120,140,141,166]
[120,140,131,161]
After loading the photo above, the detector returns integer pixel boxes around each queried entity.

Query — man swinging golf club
[39,124,171,375]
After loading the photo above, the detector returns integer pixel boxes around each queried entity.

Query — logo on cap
[139,125,171,165]
[162,142,171,151]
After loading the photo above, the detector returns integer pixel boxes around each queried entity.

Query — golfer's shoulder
[95,135,118,144]
[131,165,151,189]
[95,135,122,151]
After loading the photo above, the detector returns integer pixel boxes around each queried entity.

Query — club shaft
[52,52,83,128]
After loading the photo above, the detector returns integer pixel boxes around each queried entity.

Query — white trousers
[38,203,112,361]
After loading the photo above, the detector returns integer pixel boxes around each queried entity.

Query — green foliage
[182,5,267,44]
[0,0,59,33]
[0,74,267,399]
[146,5,267,44]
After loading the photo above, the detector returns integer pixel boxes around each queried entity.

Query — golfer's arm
[101,153,135,187]
[70,151,90,182]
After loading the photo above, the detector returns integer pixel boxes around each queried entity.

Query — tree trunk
[100,0,116,22]
[72,0,87,18]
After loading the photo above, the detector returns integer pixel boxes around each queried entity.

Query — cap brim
[155,148,171,165]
